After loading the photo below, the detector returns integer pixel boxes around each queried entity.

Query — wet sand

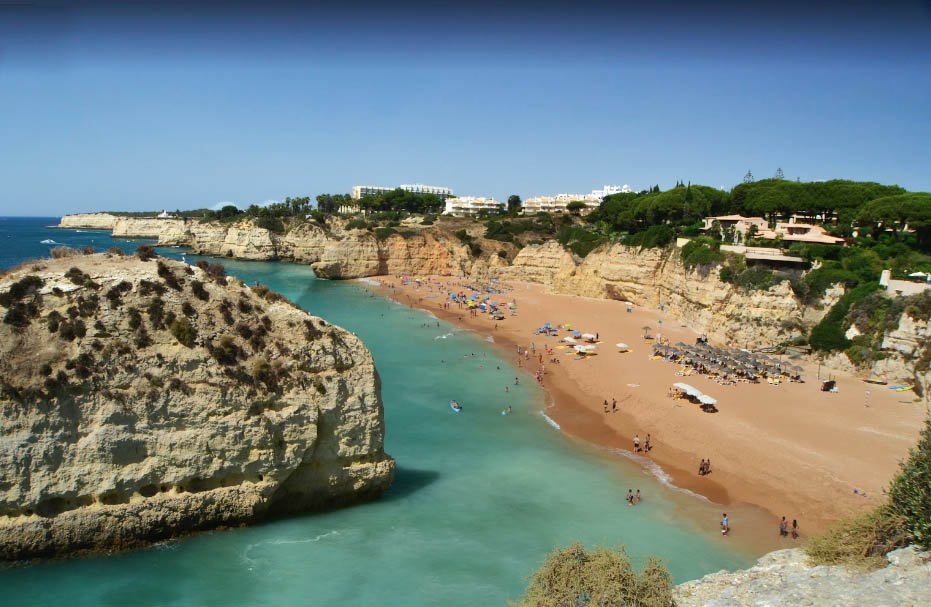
[365,275,927,537]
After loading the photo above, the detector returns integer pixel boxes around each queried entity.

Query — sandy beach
[367,274,927,535]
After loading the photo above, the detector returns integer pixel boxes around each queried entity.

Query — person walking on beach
[604,400,609,413]
[633,434,641,452]
[699,459,706,475]
[612,398,617,412]
[721,513,729,536]
[644,434,652,453]
[779,517,788,537]
[791,519,799,539]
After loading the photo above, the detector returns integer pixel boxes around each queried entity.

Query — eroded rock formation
[0,254,394,560]
[498,242,842,345]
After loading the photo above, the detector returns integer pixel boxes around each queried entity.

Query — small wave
[40,239,59,244]
[485,336,495,343]
[151,538,180,552]
[241,530,341,570]
[269,530,341,545]
[356,278,380,286]
[607,447,709,502]
[539,411,561,431]
[434,332,455,340]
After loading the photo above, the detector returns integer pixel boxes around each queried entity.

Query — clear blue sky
[1,1,930,215]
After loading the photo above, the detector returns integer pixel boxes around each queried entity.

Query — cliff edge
[0,253,394,560]
[675,547,931,606]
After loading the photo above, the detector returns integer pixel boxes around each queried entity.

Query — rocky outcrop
[164,221,280,260]
[113,217,185,239]
[675,547,931,607]
[499,242,841,344]
[0,254,394,560]
[56,213,119,230]
[311,230,475,279]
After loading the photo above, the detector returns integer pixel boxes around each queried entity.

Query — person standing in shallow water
[779,516,788,537]
[633,434,641,452]
[721,513,729,535]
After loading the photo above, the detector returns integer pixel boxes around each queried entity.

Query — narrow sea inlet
[0,220,752,605]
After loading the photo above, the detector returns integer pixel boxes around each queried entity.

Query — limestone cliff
[675,547,931,606]
[113,217,186,239]
[59,214,507,276]
[0,253,394,560]
[498,242,840,345]
[56,214,119,230]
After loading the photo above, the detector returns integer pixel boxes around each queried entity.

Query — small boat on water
[449,400,462,413]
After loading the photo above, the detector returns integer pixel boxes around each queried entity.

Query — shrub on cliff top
[888,416,931,550]
[136,245,157,261]
[169,316,197,348]
[805,505,908,570]
[513,543,673,607]
[680,237,725,270]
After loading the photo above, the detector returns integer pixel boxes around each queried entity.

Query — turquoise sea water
[0,219,754,605]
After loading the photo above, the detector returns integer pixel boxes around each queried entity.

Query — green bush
[255,216,286,234]
[345,219,368,230]
[374,227,397,240]
[809,283,881,351]
[556,226,607,258]
[805,505,909,570]
[719,265,735,283]
[888,417,931,550]
[680,237,725,270]
[734,267,776,291]
[624,224,674,249]
[0,275,44,308]
[514,543,673,607]
[211,335,239,365]
[169,317,197,348]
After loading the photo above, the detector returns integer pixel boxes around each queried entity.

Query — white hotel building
[351,183,454,201]
[443,196,505,217]
[523,185,632,214]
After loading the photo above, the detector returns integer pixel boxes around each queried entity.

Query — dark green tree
[507,194,522,216]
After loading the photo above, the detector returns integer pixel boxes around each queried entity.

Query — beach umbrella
[582,333,596,341]
[571,330,582,337]
[616,343,629,351]
[562,337,578,344]
[672,382,703,397]
[574,345,596,352]
[697,394,717,405]
[544,322,552,328]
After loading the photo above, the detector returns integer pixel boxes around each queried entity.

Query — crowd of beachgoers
[369,273,925,541]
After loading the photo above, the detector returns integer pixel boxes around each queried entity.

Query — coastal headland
[368,274,926,535]
[0,253,394,560]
